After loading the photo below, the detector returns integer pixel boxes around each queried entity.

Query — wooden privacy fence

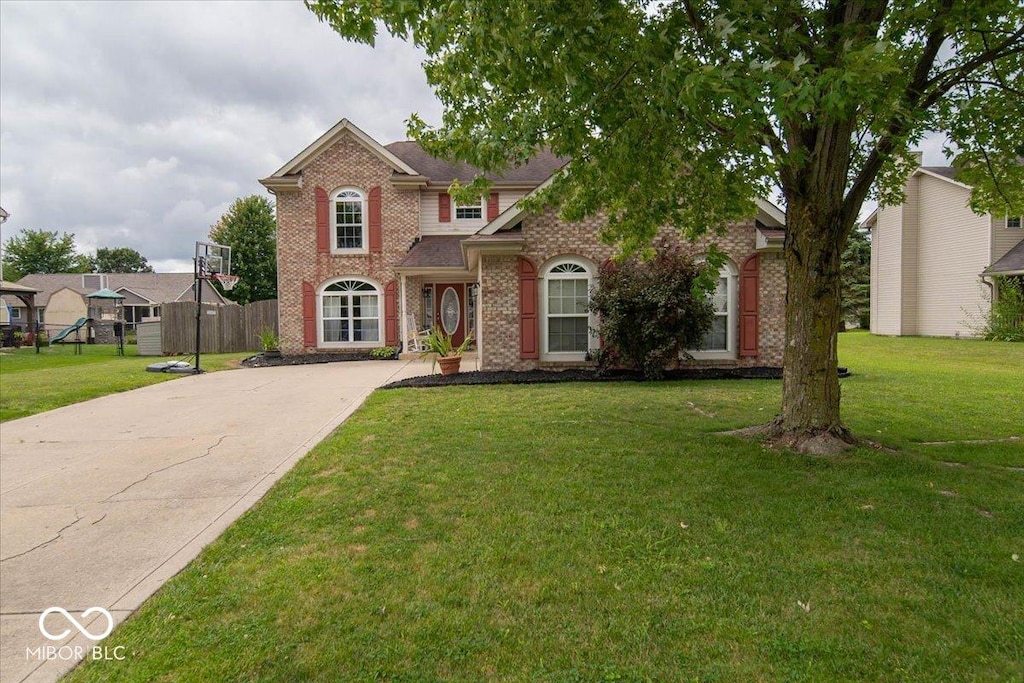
[158,299,278,355]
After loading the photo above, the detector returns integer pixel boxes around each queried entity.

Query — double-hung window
[333,189,366,251]
[700,276,730,351]
[542,259,594,360]
[455,199,483,220]
[690,261,738,359]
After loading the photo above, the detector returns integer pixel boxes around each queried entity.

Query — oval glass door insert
[440,287,460,335]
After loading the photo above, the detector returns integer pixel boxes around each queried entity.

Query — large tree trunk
[771,194,856,454]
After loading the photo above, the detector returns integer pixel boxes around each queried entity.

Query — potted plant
[419,327,473,375]
[11,330,24,349]
[257,328,281,359]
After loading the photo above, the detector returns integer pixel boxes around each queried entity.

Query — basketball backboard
[195,241,231,278]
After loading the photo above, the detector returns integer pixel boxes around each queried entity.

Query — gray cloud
[0,0,441,271]
[1,2,953,272]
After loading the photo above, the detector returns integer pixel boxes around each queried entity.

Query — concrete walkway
[0,360,429,683]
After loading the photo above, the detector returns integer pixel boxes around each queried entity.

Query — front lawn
[65,333,1023,681]
[0,344,252,422]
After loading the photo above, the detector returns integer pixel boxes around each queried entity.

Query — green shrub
[984,276,1024,341]
[126,331,138,345]
[589,242,716,379]
[370,346,398,359]
[256,327,279,352]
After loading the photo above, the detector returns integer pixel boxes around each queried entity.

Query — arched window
[541,258,596,360]
[332,188,366,252]
[319,278,381,346]
[692,259,738,359]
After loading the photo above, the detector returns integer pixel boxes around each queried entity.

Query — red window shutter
[438,192,451,223]
[368,186,382,253]
[739,255,759,358]
[518,257,539,359]
[384,280,398,346]
[315,187,330,253]
[302,282,317,347]
[487,192,500,221]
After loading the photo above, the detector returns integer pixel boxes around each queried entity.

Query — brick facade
[271,127,785,369]
[479,208,785,370]
[276,133,420,354]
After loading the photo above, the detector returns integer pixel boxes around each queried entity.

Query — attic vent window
[83,274,107,290]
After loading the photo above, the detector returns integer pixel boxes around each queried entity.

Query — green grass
[0,344,252,422]
[65,332,1023,682]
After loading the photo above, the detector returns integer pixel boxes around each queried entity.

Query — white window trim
[454,197,484,221]
[331,187,369,255]
[689,259,738,361]
[1006,215,1022,229]
[540,256,597,362]
[316,276,383,348]
[11,307,21,319]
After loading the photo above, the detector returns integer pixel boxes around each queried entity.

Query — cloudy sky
[0,0,441,272]
[1,2,949,274]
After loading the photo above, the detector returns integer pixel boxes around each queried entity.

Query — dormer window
[455,199,483,220]
[333,188,367,251]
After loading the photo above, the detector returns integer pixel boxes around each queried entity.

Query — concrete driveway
[0,359,429,683]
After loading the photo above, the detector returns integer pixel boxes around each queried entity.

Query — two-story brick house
[260,119,788,370]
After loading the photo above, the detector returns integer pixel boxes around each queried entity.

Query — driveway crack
[1,509,83,563]
[104,436,229,501]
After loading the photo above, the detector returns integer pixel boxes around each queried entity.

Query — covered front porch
[395,233,525,362]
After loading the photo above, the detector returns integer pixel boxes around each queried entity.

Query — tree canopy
[2,229,92,281]
[209,195,277,305]
[92,246,153,273]
[309,0,1024,451]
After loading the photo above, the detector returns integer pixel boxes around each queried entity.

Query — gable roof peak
[267,118,420,179]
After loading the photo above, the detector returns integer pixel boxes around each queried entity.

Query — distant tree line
[2,195,278,306]
[1,230,153,281]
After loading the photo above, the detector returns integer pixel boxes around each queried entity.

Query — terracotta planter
[437,355,462,375]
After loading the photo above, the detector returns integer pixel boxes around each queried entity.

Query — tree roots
[723,418,858,456]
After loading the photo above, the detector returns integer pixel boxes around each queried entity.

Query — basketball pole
[194,256,204,375]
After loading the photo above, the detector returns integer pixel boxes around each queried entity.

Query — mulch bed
[242,352,851,388]
[382,366,784,389]
[240,350,395,368]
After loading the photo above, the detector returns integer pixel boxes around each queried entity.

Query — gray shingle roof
[397,236,467,269]
[920,166,956,180]
[385,141,568,185]
[13,273,228,307]
[986,238,1024,275]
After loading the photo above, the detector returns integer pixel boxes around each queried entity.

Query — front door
[434,283,466,346]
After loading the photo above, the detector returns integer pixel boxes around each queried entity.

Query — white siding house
[865,162,1024,337]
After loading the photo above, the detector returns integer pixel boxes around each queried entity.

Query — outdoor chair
[405,313,431,353]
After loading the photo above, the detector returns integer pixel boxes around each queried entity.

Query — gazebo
[85,287,126,355]
[1,280,40,351]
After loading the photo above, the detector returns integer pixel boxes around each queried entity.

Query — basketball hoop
[211,273,240,291]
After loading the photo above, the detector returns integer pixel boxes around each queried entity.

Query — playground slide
[51,317,90,344]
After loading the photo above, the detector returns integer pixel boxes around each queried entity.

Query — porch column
[476,259,484,367]
[399,274,408,354]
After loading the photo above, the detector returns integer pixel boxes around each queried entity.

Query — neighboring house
[260,118,788,370]
[6,272,229,341]
[864,158,1024,337]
